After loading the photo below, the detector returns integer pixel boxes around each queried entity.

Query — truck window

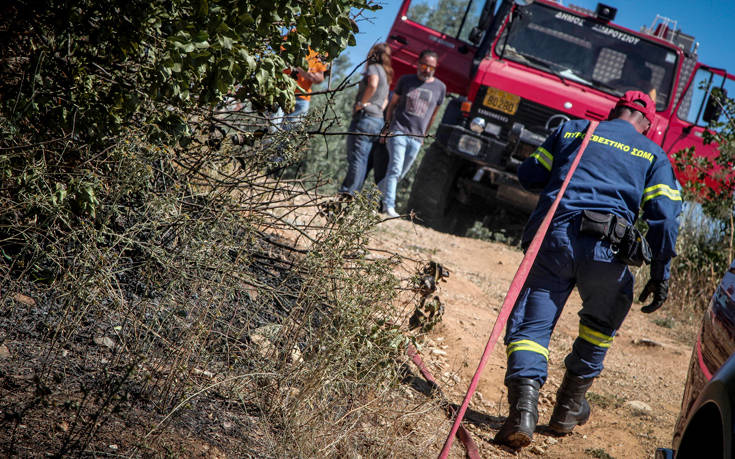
[591,48,668,103]
[677,68,735,130]
[406,0,484,42]
[494,3,678,110]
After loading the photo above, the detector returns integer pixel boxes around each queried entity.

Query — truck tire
[408,142,470,233]
[435,96,466,145]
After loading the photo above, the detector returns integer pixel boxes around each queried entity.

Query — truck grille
[513,99,566,134]
[471,87,571,141]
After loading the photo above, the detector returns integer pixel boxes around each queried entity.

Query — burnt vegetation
[0,1,439,456]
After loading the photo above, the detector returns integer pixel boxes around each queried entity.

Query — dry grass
[0,116,437,457]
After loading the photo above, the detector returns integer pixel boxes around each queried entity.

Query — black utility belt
[579,210,652,266]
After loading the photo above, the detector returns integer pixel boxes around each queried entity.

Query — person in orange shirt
[280,48,328,129]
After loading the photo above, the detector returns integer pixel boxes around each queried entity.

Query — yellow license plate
[482,87,521,115]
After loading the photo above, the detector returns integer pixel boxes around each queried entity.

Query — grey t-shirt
[355,64,389,118]
[390,74,446,136]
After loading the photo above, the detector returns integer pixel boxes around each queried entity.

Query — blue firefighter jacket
[518,118,682,280]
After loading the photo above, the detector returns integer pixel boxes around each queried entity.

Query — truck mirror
[702,87,726,124]
[468,27,483,45]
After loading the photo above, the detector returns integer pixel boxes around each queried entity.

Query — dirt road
[373,217,692,458]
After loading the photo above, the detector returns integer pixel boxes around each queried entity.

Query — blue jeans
[339,112,384,194]
[284,98,310,130]
[270,98,310,132]
[378,130,422,209]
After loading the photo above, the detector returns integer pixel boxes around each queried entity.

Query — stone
[193,368,215,378]
[625,400,652,415]
[632,338,663,348]
[250,334,276,358]
[93,336,115,349]
[290,345,303,364]
[249,324,281,358]
[12,293,35,306]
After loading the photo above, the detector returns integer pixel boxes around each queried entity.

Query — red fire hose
[438,120,599,458]
[407,344,482,459]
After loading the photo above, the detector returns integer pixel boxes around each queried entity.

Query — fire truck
[386,0,734,232]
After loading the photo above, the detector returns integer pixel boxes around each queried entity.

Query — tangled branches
[1,112,425,455]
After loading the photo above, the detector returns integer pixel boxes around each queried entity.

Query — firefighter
[495,91,682,449]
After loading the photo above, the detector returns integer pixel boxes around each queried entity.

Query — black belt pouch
[579,210,651,266]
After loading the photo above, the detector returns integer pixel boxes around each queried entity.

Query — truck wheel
[435,96,465,145]
[408,142,470,233]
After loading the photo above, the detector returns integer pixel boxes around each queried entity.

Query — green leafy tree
[662,89,735,316]
[672,88,735,260]
[1,0,371,142]
[0,0,376,267]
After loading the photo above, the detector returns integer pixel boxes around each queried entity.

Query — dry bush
[0,113,438,457]
[0,2,445,456]
[635,204,731,339]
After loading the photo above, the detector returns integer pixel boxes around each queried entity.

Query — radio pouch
[579,210,651,266]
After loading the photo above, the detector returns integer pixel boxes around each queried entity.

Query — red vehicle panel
[664,64,735,192]
[392,0,729,230]
[386,0,477,94]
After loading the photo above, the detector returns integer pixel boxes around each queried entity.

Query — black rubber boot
[494,378,541,449]
[549,371,596,434]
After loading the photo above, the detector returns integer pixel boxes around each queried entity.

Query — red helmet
[615,90,656,123]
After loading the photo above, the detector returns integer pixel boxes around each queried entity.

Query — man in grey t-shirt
[378,49,446,217]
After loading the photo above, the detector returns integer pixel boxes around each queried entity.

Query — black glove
[639,278,669,313]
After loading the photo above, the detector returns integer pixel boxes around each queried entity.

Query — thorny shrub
[665,83,735,321]
[665,205,732,320]
[1,105,437,458]
[0,1,439,457]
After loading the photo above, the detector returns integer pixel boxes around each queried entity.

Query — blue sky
[344,0,733,75]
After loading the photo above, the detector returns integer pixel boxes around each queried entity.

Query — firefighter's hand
[639,278,669,313]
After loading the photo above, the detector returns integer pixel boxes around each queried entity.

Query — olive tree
[0,0,375,267]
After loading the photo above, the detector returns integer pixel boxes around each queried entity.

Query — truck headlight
[457,134,482,156]
[470,117,486,133]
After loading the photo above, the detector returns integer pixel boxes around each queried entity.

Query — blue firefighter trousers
[504,214,635,386]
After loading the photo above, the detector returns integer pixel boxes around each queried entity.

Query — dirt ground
[1,203,695,458]
[371,216,693,458]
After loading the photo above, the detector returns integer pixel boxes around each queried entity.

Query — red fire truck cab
[387,0,734,232]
